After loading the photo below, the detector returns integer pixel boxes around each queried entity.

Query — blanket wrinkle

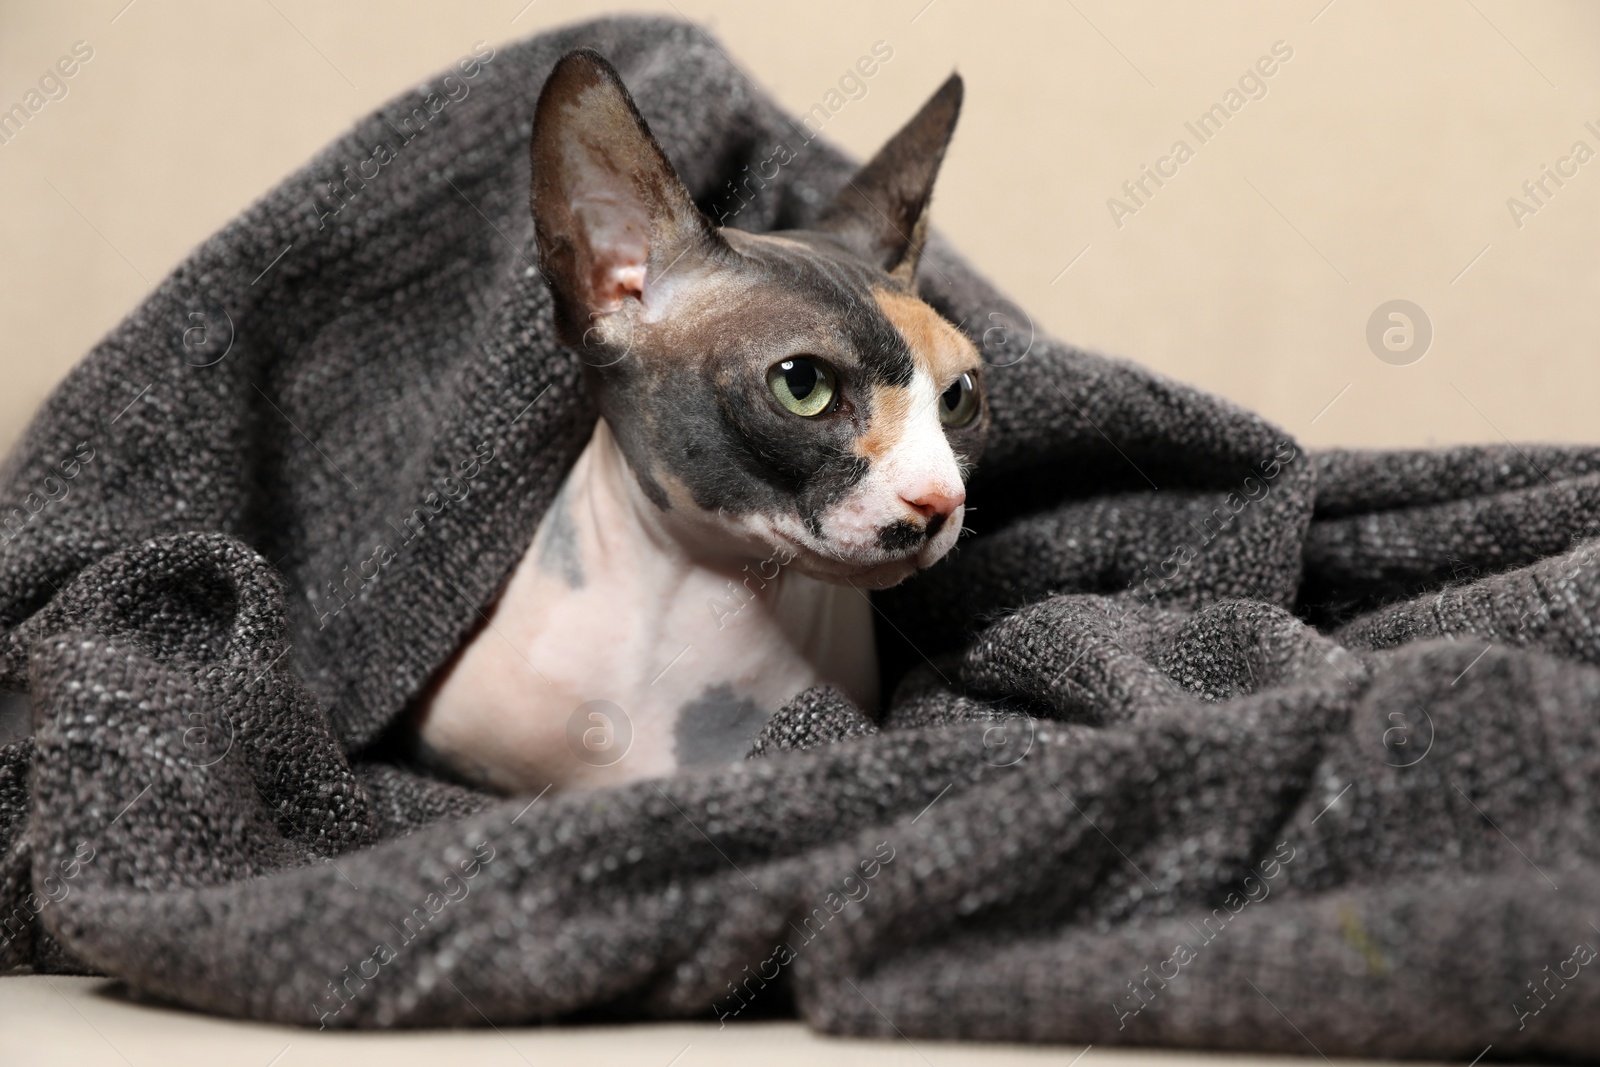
[2,14,1600,1059]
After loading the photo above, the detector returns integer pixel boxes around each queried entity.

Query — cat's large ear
[529,48,729,344]
[815,73,963,285]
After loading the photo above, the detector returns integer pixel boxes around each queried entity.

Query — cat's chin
[836,558,926,590]
[777,541,949,590]
[742,510,962,589]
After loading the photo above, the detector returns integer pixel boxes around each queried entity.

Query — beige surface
[0,0,1592,1061]
[0,976,1518,1067]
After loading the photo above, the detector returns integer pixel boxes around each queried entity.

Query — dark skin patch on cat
[879,511,946,553]
[535,480,584,588]
[878,519,926,554]
[675,683,771,765]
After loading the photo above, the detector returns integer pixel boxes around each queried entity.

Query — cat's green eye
[768,357,838,417]
[939,372,980,427]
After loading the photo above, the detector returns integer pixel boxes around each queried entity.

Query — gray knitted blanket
[4,17,1599,1059]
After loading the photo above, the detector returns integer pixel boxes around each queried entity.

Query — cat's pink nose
[902,485,965,521]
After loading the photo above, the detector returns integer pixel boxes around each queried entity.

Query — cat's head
[529,49,987,589]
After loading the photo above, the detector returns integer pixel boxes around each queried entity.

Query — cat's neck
[561,420,876,646]
[566,419,784,585]
[558,415,881,719]
[565,419,743,573]
[414,418,878,792]
[519,418,879,775]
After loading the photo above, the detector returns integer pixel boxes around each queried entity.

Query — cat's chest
[411,484,878,794]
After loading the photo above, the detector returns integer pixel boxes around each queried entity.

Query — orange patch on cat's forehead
[871,287,980,383]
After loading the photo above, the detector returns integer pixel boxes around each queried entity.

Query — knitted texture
[2,17,1599,1059]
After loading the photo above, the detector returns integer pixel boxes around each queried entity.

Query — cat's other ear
[815,73,962,285]
[529,48,728,343]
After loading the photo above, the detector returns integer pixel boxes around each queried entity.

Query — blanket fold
[3,15,1599,1059]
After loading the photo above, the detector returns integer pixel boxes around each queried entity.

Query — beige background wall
[2,0,1598,458]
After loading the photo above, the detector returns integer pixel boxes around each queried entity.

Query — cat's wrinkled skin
[410,49,987,793]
